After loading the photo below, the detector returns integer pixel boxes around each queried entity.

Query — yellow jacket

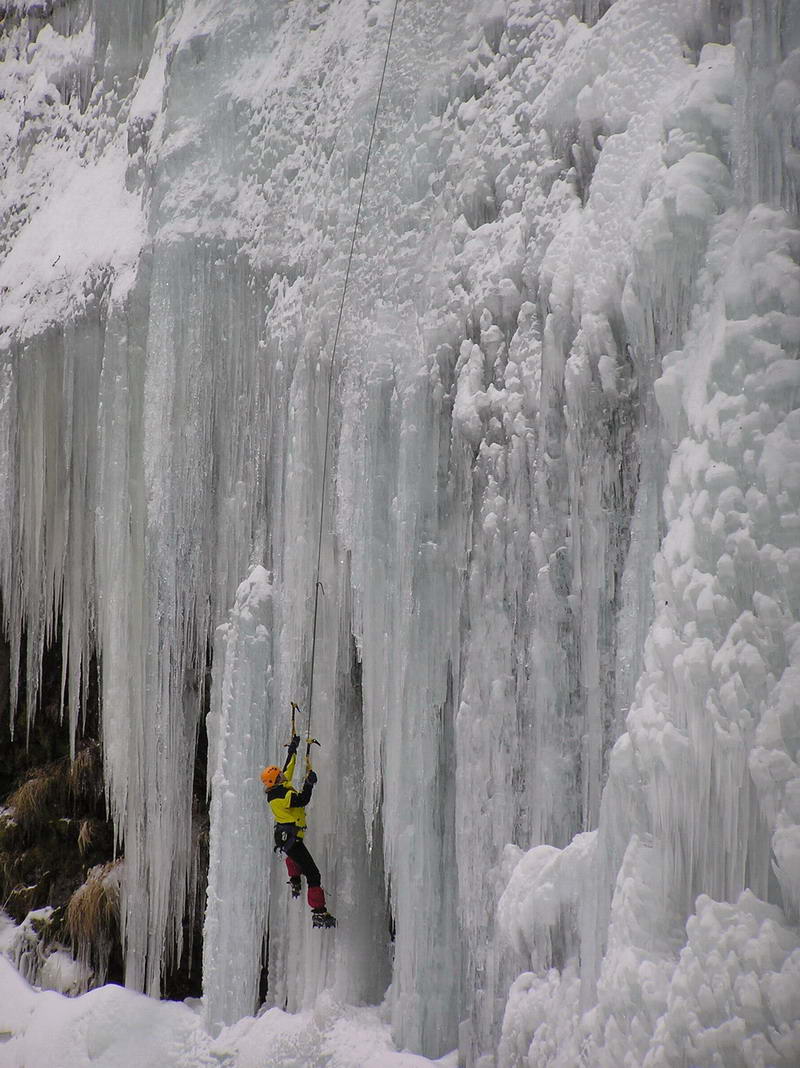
[266,754,313,837]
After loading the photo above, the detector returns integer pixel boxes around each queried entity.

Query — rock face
[1,1,799,1063]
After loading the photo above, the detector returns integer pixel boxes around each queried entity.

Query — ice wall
[494,2,800,1066]
[1,0,799,1064]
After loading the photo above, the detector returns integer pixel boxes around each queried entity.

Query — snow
[0,0,799,1064]
[0,150,143,345]
[0,15,140,349]
[0,957,453,1068]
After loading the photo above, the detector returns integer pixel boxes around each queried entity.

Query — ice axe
[288,700,300,741]
[305,736,320,773]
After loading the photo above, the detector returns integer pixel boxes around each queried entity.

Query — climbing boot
[288,876,302,899]
[311,907,337,929]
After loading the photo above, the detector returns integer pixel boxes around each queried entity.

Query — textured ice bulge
[1,0,799,1064]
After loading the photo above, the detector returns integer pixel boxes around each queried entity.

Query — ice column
[203,565,272,1032]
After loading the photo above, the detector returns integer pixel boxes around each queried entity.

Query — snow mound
[0,960,453,1068]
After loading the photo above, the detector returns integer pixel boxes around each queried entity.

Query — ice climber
[261,734,337,929]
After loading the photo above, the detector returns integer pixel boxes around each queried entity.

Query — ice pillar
[203,565,273,1032]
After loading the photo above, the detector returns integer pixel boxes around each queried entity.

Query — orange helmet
[261,765,281,789]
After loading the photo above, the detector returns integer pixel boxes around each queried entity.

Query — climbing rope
[303,0,402,744]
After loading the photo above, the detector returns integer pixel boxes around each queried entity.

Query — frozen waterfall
[1,0,799,1064]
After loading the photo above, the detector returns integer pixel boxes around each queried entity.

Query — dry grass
[66,861,120,947]
[3,881,37,915]
[67,744,103,802]
[7,767,63,831]
[76,819,94,857]
[0,809,41,916]
[0,808,19,847]
[7,744,103,835]
[0,849,13,888]
[66,859,121,987]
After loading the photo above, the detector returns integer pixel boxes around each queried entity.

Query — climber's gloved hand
[287,734,301,755]
[306,770,318,785]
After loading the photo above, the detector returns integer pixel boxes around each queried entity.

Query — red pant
[284,839,326,910]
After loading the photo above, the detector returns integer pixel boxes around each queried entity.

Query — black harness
[274,823,299,853]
